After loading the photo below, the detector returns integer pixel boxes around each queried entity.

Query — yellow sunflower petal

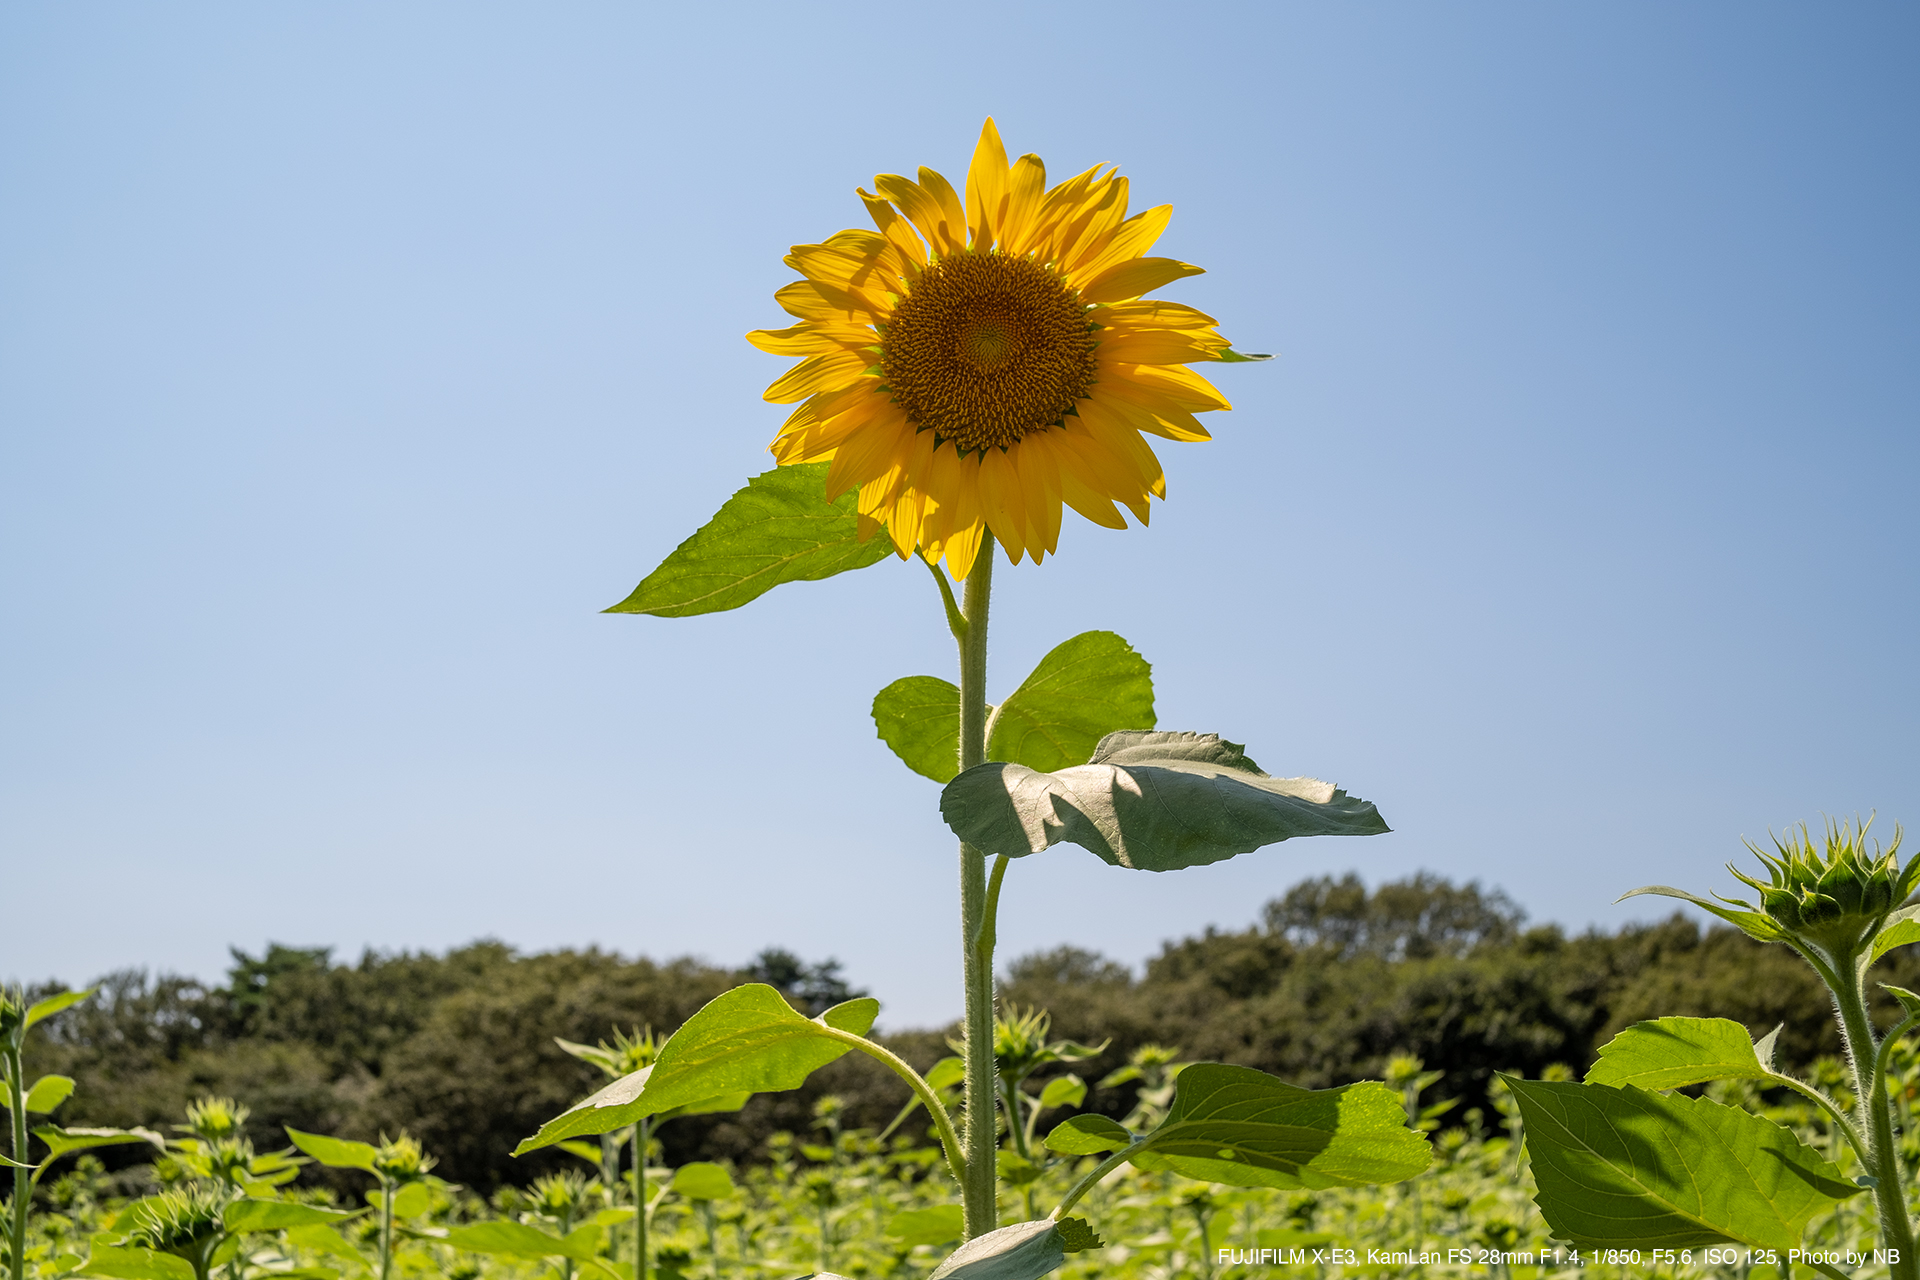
[965,119,1010,251]
[1081,385,1212,443]
[1070,204,1173,281]
[998,154,1048,255]
[1099,330,1229,365]
[774,279,883,325]
[1093,300,1220,330]
[1013,434,1065,557]
[764,350,874,404]
[1078,257,1207,305]
[874,173,965,257]
[1112,361,1233,412]
[859,188,929,272]
[745,322,878,356]
[771,390,898,464]
[824,410,913,500]
[976,447,1031,562]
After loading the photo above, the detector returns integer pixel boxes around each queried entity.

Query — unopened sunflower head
[124,1186,226,1258]
[751,119,1263,579]
[373,1133,436,1183]
[1725,816,1914,952]
[181,1096,249,1142]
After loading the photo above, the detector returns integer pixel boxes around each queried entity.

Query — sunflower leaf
[1217,349,1274,363]
[513,985,875,1153]
[871,676,962,783]
[940,731,1387,870]
[1079,1064,1430,1190]
[607,463,892,617]
[1508,1077,1858,1248]
[987,632,1155,774]
[1583,1018,1778,1091]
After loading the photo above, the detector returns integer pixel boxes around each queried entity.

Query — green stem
[1052,1144,1139,1219]
[1830,957,1917,1280]
[955,534,998,1240]
[6,1039,26,1280]
[377,1176,394,1280]
[814,1028,967,1188]
[633,1119,650,1280]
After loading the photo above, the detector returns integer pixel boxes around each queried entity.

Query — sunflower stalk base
[956,532,999,1240]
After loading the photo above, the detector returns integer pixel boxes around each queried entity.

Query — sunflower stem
[956,532,998,1240]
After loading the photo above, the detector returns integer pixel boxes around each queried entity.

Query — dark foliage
[23,872,1920,1192]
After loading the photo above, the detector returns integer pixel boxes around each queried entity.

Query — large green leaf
[515,985,877,1153]
[33,1126,166,1159]
[606,463,891,617]
[1051,1063,1428,1189]
[942,732,1388,870]
[71,1246,195,1280]
[986,632,1154,774]
[286,1129,379,1173]
[1585,1018,1780,1091]
[1508,1077,1858,1249]
[224,1200,361,1234]
[926,1218,1102,1280]
[872,676,963,783]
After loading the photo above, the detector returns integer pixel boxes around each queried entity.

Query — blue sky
[4,3,1915,1028]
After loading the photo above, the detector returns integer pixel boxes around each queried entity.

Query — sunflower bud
[373,1133,435,1184]
[1731,818,1910,957]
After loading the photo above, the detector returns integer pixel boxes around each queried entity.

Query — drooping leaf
[286,1129,379,1173]
[926,1218,1095,1280]
[1095,1063,1429,1189]
[872,676,962,783]
[69,1246,195,1280]
[24,989,92,1031]
[1508,1077,1858,1248]
[885,1205,965,1247]
[606,463,891,617]
[986,632,1155,774]
[1617,886,1785,945]
[1041,1114,1133,1156]
[669,1162,736,1201]
[941,732,1388,870]
[1217,349,1274,363]
[514,986,877,1153]
[1585,1018,1779,1091]
[391,1182,433,1219]
[32,1126,166,1159]
[224,1199,361,1234]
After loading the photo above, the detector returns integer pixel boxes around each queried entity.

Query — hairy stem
[377,1176,394,1280]
[1830,957,1917,1280]
[957,534,998,1240]
[633,1118,650,1280]
[813,1028,968,1188]
[1052,1145,1138,1219]
[6,1039,26,1280]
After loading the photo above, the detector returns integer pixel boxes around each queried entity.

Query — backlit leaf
[16,1075,73,1115]
[286,1129,379,1173]
[33,1126,165,1159]
[669,1162,736,1201]
[514,986,877,1153]
[1617,886,1785,945]
[872,676,962,783]
[1509,1077,1858,1248]
[24,989,92,1031]
[1114,1063,1429,1189]
[1042,1114,1132,1156]
[224,1200,361,1234]
[607,463,891,617]
[70,1246,195,1280]
[986,632,1154,775]
[1585,1018,1778,1091]
[941,732,1388,870]
[886,1205,964,1247]
[1871,906,1920,964]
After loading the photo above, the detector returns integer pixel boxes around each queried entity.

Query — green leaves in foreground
[514,984,876,1153]
[1507,1077,1858,1249]
[1044,1064,1430,1190]
[1584,1017,1783,1091]
[872,630,1154,784]
[943,732,1388,870]
[607,463,891,617]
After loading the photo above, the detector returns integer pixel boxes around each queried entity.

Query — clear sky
[4,3,1915,1029]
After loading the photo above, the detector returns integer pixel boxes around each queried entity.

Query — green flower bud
[1797,891,1844,927]
[372,1133,435,1184]
[1817,859,1866,914]
[125,1186,225,1260]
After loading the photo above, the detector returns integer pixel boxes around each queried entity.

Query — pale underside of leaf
[941,731,1388,871]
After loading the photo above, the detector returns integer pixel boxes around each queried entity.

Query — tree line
[25,872,1919,1191]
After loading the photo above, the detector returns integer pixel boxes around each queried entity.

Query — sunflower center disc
[882,253,1097,453]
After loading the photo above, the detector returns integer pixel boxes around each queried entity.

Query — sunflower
[750,119,1254,579]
